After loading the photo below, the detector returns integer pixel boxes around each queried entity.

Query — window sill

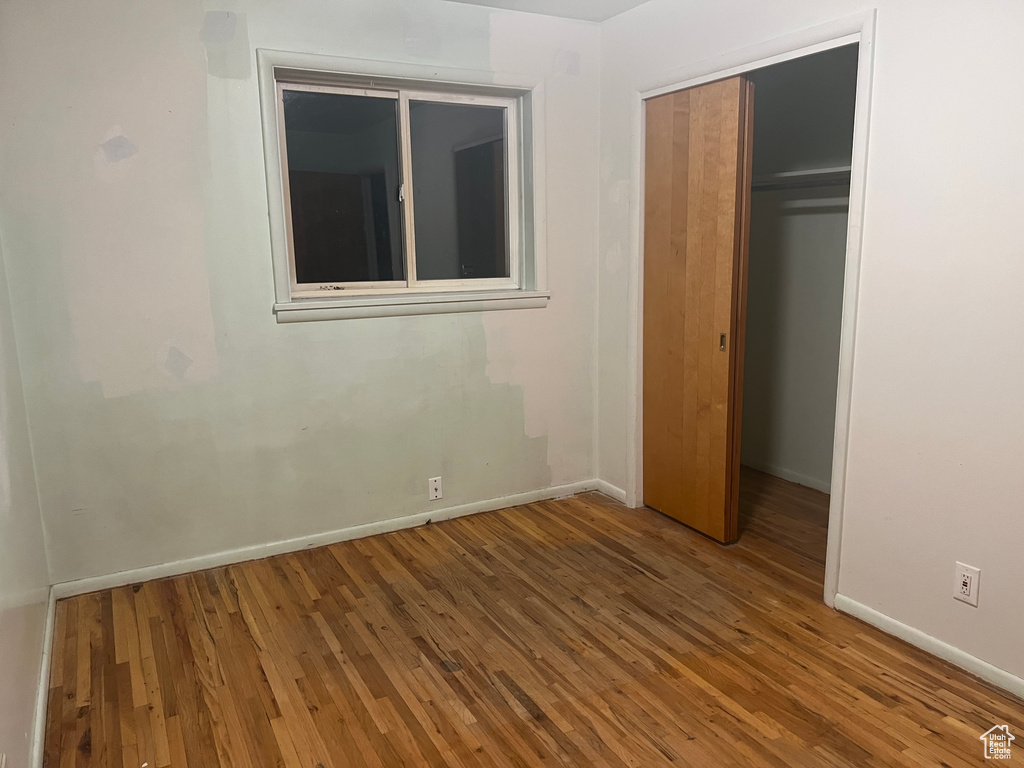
[273,290,550,323]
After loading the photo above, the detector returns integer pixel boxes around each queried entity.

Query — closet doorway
[641,43,861,577]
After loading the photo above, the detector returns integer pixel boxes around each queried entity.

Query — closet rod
[751,165,851,192]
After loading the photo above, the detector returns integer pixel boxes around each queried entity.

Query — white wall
[598,0,1024,682]
[740,47,857,491]
[0,235,50,766]
[741,189,848,491]
[748,44,858,177]
[0,0,600,585]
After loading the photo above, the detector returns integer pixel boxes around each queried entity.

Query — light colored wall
[749,44,858,176]
[598,0,1024,681]
[741,189,848,491]
[740,47,857,491]
[0,0,600,584]
[0,235,50,766]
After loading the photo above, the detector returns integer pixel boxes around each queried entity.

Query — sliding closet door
[642,76,754,543]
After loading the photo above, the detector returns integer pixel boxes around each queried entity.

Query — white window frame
[258,49,548,322]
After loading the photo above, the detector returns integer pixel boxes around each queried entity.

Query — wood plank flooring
[44,469,1023,767]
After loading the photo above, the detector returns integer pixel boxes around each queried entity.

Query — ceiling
[442,0,652,23]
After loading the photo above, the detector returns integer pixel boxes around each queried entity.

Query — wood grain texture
[45,471,1023,767]
[727,79,755,536]
[643,76,753,543]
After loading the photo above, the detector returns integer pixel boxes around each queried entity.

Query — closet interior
[738,44,859,555]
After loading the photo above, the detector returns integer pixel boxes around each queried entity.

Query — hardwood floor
[44,469,1023,767]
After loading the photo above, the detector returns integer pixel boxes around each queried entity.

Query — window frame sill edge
[273,290,550,323]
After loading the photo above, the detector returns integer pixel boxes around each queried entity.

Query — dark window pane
[283,90,404,284]
[409,102,508,281]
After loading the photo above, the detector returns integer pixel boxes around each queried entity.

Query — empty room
[0,0,1022,766]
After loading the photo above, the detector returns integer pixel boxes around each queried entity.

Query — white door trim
[625,10,877,609]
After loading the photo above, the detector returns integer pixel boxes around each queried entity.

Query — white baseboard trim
[593,479,627,503]
[834,594,1024,700]
[50,480,601,600]
[742,460,831,494]
[29,586,57,768]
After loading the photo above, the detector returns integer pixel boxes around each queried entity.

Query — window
[258,51,547,320]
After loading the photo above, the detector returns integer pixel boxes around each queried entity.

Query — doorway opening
[739,44,859,583]
[639,40,863,598]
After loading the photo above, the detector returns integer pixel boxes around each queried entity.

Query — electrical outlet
[953,562,981,607]
[428,476,442,501]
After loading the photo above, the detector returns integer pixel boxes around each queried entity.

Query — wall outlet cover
[953,561,980,607]
[429,476,442,501]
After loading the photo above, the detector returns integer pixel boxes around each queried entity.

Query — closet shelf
[751,165,851,192]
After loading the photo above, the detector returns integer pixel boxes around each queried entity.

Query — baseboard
[834,594,1024,700]
[50,480,600,600]
[742,460,831,494]
[593,479,627,503]
[29,587,57,768]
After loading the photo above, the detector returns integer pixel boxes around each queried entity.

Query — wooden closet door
[642,76,754,543]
